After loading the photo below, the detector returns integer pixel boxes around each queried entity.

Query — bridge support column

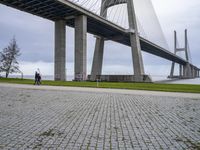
[193,68,195,77]
[90,0,107,81]
[194,68,196,78]
[127,0,145,82]
[195,68,198,78]
[196,69,198,77]
[195,69,197,78]
[183,63,192,78]
[54,20,66,81]
[129,33,145,81]
[198,70,200,77]
[169,62,175,78]
[90,37,104,81]
[74,15,87,81]
[179,64,183,78]
[192,67,195,78]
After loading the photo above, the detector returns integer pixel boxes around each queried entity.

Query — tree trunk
[6,60,12,78]
[6,71,9,78]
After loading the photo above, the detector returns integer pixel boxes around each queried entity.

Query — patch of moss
[175,136,200,150]
[39,129,55,137]
[0,145,5,149]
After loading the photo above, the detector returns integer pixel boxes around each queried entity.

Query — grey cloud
[0,0,200,76]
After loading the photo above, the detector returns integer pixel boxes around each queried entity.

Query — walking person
[34,71,38,85]
[38,73,42,85]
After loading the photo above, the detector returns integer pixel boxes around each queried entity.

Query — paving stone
[0,86,200,149]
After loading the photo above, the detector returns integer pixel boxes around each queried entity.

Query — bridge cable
[121,4,126,28]
[88,0,99,11]
[112,4,121,24]
[117,0,126,26]
[80,0,91,7]
[137,18,148,39]
[95,0,109,15]
[107,0,120,23]
[116,2,124,25]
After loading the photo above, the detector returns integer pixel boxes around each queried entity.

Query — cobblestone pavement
[0,85,200,150]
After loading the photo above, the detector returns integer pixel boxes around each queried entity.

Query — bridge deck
[0,0,195,66]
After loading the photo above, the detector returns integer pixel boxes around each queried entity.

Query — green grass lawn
[0,77,200,93]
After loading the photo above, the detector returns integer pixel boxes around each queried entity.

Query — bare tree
[0,37,21,78]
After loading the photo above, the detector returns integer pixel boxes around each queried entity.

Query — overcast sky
[0,0,200,78]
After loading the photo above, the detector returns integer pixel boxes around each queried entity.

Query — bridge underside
[1,0,199,81]
[0,0,189,65]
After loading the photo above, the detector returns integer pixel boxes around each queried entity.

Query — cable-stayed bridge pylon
[90,0,148,82]
[0,0,199,82]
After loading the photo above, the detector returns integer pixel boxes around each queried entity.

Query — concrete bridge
[0,0,199,82]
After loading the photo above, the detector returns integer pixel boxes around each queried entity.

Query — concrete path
[0,83,200,98]
[0,83,200,150]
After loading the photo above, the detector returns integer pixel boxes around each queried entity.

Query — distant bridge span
[0,0,199,81]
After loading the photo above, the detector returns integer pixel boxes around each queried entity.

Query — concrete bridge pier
[183,63,192,78]
[169,62,175,78]
[90,0,107,81]
[193,68,195,78]
[195,69,197,77]
[195,68,197,77]
[169,64,183,78]
[194,67,196,78]
[192,67,198,78]
[179,65,183,77]
[196,69,198,77]
[195,68,199,78]
[91,37,105,81]
[192,67,195,78]
[127,0,145,82]
[195,69,198,78]
[74,15,87,81]
[198,70,200,77]
[54,20,66,81]
[191,66,194,78]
